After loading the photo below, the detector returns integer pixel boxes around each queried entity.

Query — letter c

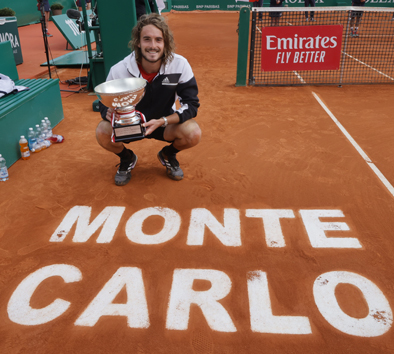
[7,264,82,325]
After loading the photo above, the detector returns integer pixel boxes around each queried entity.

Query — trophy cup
[94,78,147,142]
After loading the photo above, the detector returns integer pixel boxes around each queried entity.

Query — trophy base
[113,123,146,142]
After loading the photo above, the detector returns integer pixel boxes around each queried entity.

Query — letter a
[75,267,149,328]
[166,269,237,332]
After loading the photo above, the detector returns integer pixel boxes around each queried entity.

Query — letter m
[49,206,125,243]
[278,38,293,50]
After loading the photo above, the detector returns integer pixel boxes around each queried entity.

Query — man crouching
[96,13,201,185]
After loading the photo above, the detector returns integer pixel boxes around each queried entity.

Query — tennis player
[96,13,201,186]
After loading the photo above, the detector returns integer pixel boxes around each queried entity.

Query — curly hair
[129,13,175,65]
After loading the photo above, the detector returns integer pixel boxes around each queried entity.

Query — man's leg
[349,15,355,37]
[96,120,138,186]
[310,0,315,20]
[355,15,362,36]
[304,0,309,20]
[158,119,202,181]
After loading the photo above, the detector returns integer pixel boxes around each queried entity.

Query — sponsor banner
[172,0,252,11]
[171,0,394,11]
[0,17,23,64]
[261,25,342,72]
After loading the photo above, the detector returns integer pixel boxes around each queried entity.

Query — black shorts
[351,10,363,18]
[351,3,365,18]
[124,127,172,143]
[142,126,172,142]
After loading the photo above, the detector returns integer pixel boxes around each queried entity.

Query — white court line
[312,92,394,198]
[293,71,306,84]
[342,52,394,81]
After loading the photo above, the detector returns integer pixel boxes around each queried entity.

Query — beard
[141,49,164,64]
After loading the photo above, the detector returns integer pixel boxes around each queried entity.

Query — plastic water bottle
[44,117,52,138]
[41,119,49,139]
[27,127,37,152]
[35,124,46,151]
[40,120,51,147]
[19,136,30,160]
[0,154,9,181]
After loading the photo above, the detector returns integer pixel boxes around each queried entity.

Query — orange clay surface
[1,12,394,354]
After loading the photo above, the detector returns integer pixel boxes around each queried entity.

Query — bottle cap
[21,136,25,139]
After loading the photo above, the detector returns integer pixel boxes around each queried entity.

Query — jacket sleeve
[176,76,200,123]
[175,60,200,123]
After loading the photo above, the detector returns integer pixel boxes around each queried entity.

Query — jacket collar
[125,51,168,78]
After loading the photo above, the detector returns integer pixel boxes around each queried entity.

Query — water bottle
[35,124,46,151]
[44,117,53,138]
[27,127,37,152]
[41,119,49,139]
[0,154,9,181]
[19,136,30,160]
[41,126,51,148]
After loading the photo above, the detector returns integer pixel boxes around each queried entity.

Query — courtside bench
[0,40,64,167]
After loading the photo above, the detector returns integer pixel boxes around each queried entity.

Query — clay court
[1,11,394,353]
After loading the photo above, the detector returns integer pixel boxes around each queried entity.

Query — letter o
[313,271,393,337]
[126,207,181,244]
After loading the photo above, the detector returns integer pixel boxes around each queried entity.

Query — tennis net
[248,7,394,86]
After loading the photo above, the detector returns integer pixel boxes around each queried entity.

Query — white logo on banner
[65,19,81,36]
[0,32,20,48]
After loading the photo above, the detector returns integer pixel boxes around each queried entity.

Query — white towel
[0,74,29,98]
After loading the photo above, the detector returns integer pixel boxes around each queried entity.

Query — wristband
[161,116,168,127]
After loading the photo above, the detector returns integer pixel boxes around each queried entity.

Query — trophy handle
[136,110,146,135]
[136,110,146,123]
[110,110,116,143]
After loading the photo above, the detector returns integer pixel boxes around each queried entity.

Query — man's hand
[142,118,165,136]
[106,108,114,121]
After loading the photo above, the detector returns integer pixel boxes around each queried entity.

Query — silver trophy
[94,78,147,142]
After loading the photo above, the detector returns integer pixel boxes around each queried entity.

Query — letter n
[186,208,241,246]
[49,206,125,243]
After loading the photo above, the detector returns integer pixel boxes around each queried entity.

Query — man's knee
[96,120,112,143]
[189,123,202,146]
[183,120,202,147]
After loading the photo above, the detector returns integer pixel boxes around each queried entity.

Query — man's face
[138,24,164,64]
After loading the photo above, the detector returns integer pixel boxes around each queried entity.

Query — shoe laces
[164,153,180,170]
[117,157,134,172]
